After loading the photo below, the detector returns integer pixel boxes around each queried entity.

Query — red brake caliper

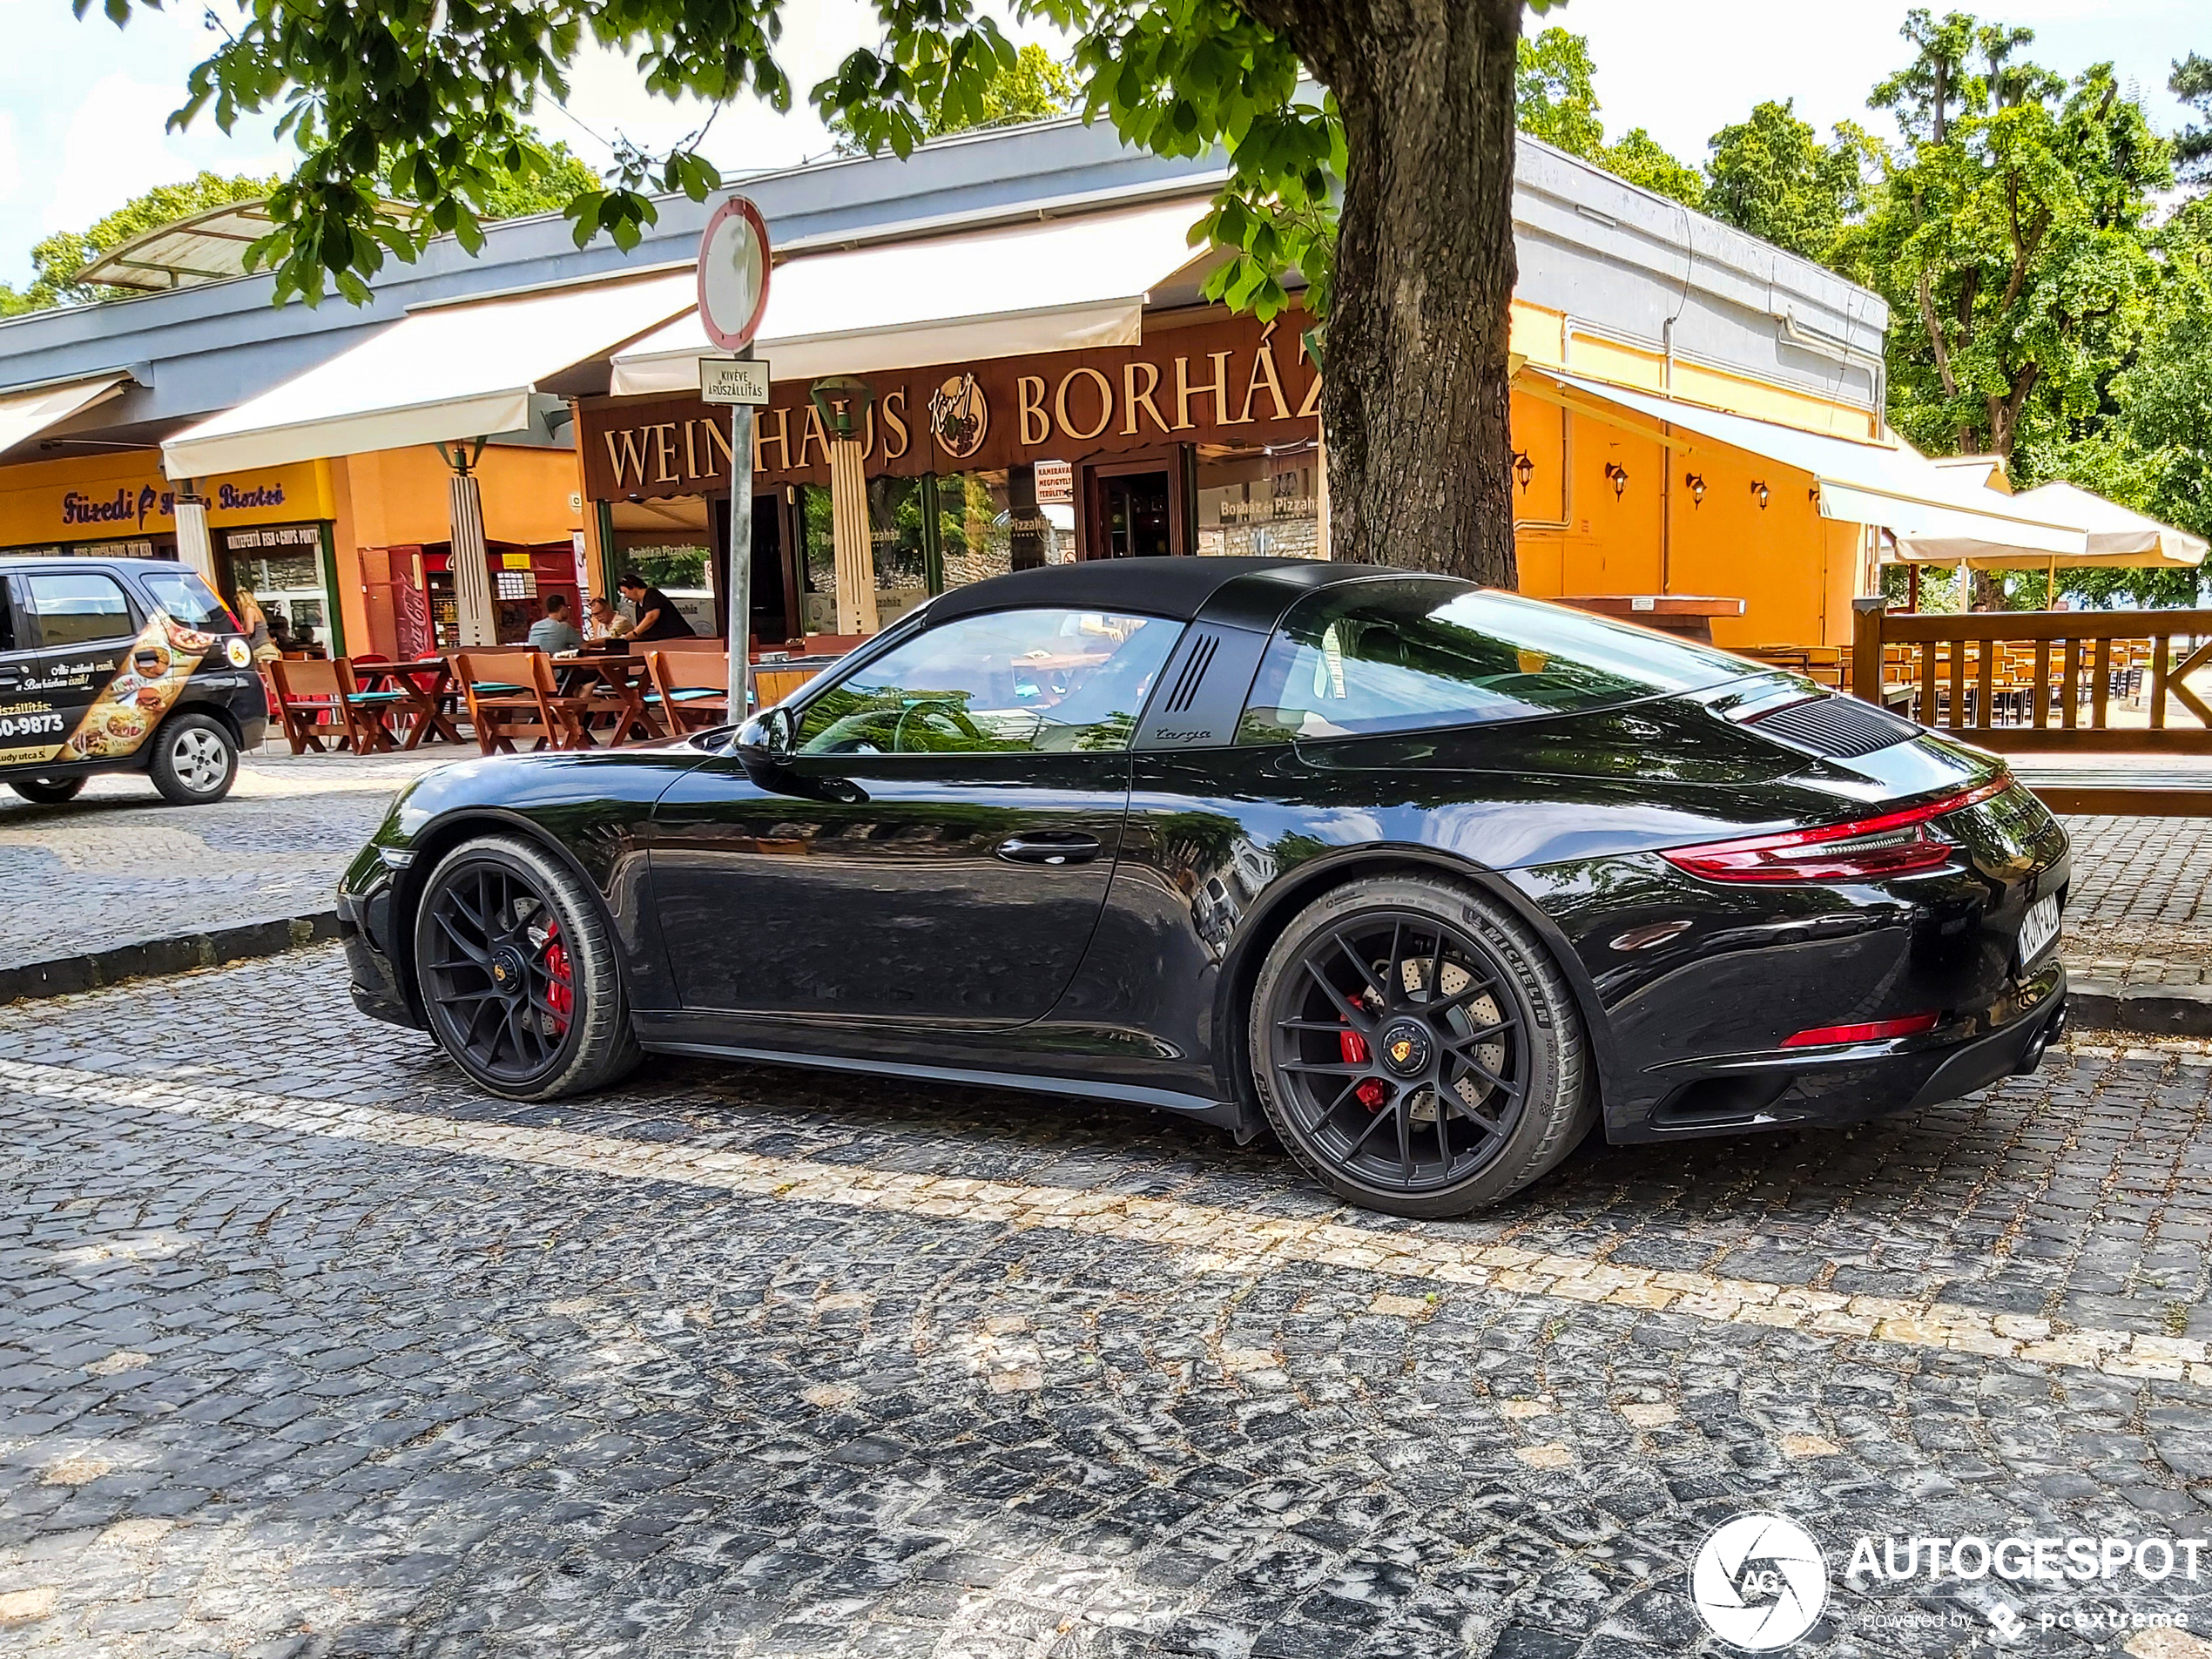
[542,922,573,1035]
[1340,1027,1387,1112]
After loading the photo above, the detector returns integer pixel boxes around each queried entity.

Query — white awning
[0,372,131,455]
[1525,369,2089,558]
[1892,478,2209,569]
[609,199,1211,398]
[162,269,698,480]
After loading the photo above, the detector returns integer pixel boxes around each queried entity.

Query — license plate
[2017,892,2061,968]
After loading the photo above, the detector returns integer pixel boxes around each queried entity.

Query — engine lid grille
[1746,695,1919,759]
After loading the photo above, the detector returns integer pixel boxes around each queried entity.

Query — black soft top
[920,556,1444,632]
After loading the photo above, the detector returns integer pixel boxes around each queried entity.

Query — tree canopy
[1513,27,1705,210]
[833,41,1075,152]
[1838,26,2170,472]
[2175,51,2212,190]
[1703,102,1873,263]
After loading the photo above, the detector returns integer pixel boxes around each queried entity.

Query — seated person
[585,594,631,643]
[528,590,584,655]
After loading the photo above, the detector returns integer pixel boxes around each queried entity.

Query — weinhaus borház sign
[580,310,1319,502]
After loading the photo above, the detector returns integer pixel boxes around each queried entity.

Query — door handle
[995,832,1103,866]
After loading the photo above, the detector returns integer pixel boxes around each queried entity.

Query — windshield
[137,569,237,632]
[1239,579,1753,742]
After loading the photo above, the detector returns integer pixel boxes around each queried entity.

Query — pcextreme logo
[1689,1514,1830,1650]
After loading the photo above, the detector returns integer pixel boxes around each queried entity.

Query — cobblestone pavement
[2061,818,2212,987]
[3,951,2211,1656]
[0,754,451,972]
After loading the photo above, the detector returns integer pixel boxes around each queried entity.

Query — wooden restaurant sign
[578,308,1319,502]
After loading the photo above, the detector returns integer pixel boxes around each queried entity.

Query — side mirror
[734,704,796,769]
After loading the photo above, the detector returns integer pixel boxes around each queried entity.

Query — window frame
[18,565,143,653]
[786,601,1188,762]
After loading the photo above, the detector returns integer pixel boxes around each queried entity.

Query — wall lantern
[808,374,875,442]
[1511,449,1534,493]
[1684,472,1707,508]
[1604,462,1629,500]
[1751,479,1771,510]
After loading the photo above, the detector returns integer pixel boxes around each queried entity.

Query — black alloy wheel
[414,836,640,1100]
[1251,874,1593,1217]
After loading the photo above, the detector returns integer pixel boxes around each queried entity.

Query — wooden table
[353,658,465,749]
[1552,595,1746,644]
[553,655,658,745]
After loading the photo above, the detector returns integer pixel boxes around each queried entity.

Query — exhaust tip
[2013,995,2067,1076]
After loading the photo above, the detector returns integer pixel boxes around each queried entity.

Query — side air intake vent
[1748,695,1919,759]
[1162,629,1223,714]
[1134,623,1271,752]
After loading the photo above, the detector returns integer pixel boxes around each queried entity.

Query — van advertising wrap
[0,613,231,769]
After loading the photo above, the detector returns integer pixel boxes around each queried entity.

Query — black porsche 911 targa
[339,557,2069,1217]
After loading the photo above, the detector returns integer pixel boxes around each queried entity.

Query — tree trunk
[1258,0,1522,585]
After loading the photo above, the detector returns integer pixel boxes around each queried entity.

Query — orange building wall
[339,445,579,549]
[1509,398,1863,650]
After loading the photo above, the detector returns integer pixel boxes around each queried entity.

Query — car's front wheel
[9,776,85,805]
[413,835,641,1100]
[1250,873,1594,1218]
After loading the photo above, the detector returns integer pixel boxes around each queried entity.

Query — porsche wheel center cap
[1380,1021,1433,1076]
[490,947,528,991]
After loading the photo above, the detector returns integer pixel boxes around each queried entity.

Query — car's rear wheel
[9,776,84,805]
[1250,873,1593,1217]
[147,714,237,805]
[414,835,641,1100]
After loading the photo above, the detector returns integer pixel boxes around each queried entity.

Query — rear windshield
[1238,578,1753,743]
[136,569,236,632]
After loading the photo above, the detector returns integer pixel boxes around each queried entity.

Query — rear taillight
[1781,1012,1940,1048]
[1661,777,2012,884]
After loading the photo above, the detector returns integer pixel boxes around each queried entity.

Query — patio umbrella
[1889,480,2207,570]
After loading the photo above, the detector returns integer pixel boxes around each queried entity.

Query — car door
[0,575,71,767]
[10,567,144,765]
[648,604,1184,1032]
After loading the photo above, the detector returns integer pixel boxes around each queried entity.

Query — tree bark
[1249,0,1522,585]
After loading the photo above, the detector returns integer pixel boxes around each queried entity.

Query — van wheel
[10,777,85,805]
[1249,873,1595,1218]
[148,714,238,805]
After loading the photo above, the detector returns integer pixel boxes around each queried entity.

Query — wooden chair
[644,649,732,735]
[453,649,594,755]
[267,658,401,754]
[635,635,726,655]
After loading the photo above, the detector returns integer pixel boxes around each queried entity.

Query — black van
[0,556,266,806]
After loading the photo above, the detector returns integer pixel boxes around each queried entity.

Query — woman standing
[235,589,280,664]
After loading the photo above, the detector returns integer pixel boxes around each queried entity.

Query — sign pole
[695,193,772,731]
[728,351,754,718]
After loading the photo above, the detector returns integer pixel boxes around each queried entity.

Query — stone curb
[0,912,341,1004]
[2072,975,2212,1038]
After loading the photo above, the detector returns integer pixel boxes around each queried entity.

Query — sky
[2,0,2203,291]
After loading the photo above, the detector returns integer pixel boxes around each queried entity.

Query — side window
[0,577,18,656]
[797,608,1182,757]
[24,571,138,651]
[138,569,235,631]
[1238,580,1750,743]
